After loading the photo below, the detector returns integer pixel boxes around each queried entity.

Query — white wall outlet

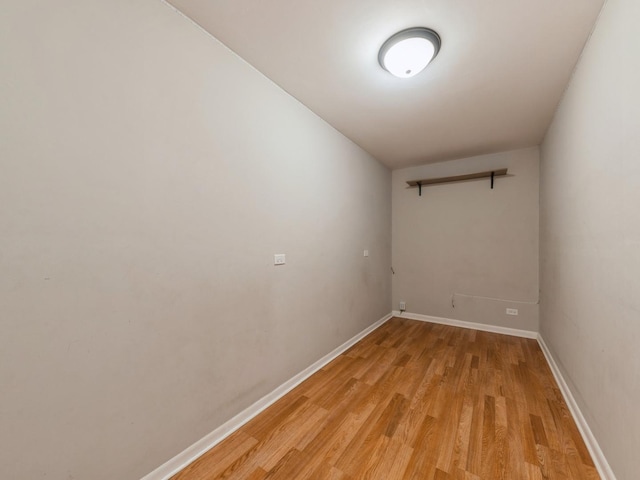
[399,301,406,311]
[506,308,518,316]
[363,250,369,257]
[274,254,286,265]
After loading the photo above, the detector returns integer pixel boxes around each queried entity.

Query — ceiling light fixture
[378,27,441,78]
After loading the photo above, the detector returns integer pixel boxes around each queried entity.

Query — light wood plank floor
[172,317,599,480]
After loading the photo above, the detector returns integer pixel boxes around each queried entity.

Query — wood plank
[406,168,508,187]
[171,318,600,480]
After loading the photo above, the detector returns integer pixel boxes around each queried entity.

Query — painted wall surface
[540,0,640,477]
[0,2,391,479]
[392,148,539,331]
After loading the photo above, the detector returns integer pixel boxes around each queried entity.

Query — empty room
[1,1,638,479]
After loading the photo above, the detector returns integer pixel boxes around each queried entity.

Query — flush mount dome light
[379,27,441,78]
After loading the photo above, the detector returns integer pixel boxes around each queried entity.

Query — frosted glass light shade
[379,28,441,78]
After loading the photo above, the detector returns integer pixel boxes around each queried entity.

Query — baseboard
[143,312,615,480]
[537,335,616,480]
[392,310,538,339]
[396,311,615,478]
[141,312,393,480]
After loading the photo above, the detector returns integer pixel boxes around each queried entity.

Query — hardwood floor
[171,317,599,480]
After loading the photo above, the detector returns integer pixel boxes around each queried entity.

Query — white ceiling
[167,0,604,169]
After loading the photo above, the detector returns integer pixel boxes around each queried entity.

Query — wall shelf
[407,168,508,195]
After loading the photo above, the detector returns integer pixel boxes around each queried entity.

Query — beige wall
[540,0,640,477]
[392,148,539,331]
[0,2,391,479]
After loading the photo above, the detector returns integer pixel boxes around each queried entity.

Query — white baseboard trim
[537,335,616,480]
[396,311,615,478]
[392,310,538,339]
[143,312,614,480]
[141,312,393,480]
